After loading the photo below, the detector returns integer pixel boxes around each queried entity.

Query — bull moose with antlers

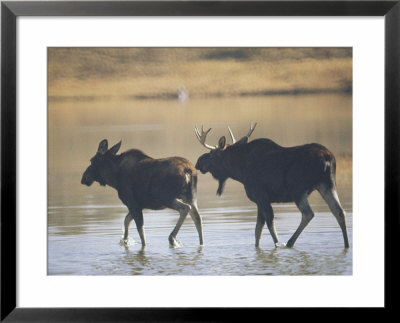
[81,139,203,247]
[195,123,349,248]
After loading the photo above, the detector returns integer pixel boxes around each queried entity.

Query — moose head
[81,139,122,187]
[195,123,257,195]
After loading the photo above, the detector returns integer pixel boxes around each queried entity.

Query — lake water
[48,94,352,275]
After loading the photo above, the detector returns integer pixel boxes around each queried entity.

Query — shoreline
[49,86,352,103]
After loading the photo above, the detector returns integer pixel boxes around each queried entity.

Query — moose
[81,139,203,247]
[195,123,349,248]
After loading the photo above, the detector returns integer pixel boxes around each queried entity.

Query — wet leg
[131,209,146,247]
[189,202,204,245]
[255,208,265,247]
[169,199,191,246]
[264,203,279,247]
[286,195,314,248]
[123,212,133,242]
[318,185,350,248]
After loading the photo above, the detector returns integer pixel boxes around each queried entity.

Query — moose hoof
[285,242,294,248]
[120,238,130,246]
[168,236,182,247]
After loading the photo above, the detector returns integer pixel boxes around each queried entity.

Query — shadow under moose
[194,123,350,249]
[81,139,203,247]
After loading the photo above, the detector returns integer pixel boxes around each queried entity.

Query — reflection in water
[121,247,149,275]
[48,95,352,275]
[254,245,351,275]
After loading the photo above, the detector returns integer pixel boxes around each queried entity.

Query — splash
[275,242,287,248]
[169,238,184,248]
[119,237,137,247]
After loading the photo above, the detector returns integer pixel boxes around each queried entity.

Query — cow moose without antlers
[195,123,349,248]
[81,139,203,247]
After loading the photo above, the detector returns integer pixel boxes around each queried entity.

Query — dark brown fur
[82,139,203,246]
[196,132,349,248]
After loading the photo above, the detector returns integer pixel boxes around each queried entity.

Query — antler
[227,126,236,144]
[246,122,257,139]
[195,125,216,150]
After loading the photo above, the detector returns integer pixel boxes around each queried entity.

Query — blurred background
[48,48,352,174]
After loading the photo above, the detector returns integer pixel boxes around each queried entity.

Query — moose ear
[97,139,108,154]
[218,136,226,149]
[108,140,122,155]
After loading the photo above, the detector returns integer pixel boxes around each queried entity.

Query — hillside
[48,47,352,101]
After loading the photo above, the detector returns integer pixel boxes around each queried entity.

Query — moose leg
[169,199,191,246]
[255,209,265,248]
[123,212,133,242]
[189,203,204,245]
[286,196,314,248]
[318,185,350,248]
[264,203,279,247]
[131,209,146,247]
[256,202,279,247]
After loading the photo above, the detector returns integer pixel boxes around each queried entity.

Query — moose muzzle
[81,169,94,186]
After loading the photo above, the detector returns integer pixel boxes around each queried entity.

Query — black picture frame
[1,1,399,321]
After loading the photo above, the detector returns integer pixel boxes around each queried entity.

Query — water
[48,95,352,275]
